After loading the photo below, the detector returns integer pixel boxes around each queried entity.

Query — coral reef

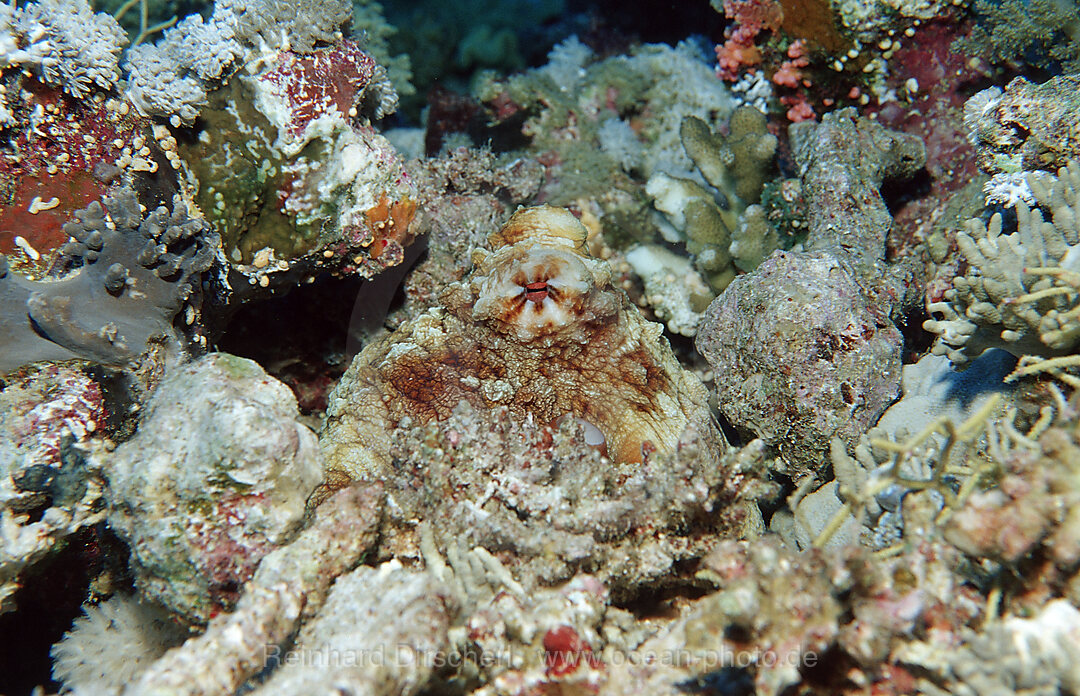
[0,187,218,374]
[647,106,780,290]
[100,353,323,623]
[696,109,923,475]
[123,0,354,124]
[0,363,108,613]
[252,562,455,695]
[925,161,1080,365]
[349,0,415,99]
[697,250,903,477]
[322,205,725,477]
[170,35,414,292]
[5,2,1080,696]
[790,107,925,287]
[0,82,168,280]
[960,0,1080,74]
[903,599,1080,695]
[476,39,734,242]
[624,244,714,337]
[965,75,1080,177]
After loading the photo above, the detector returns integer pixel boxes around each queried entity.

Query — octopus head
[471,206,619,342]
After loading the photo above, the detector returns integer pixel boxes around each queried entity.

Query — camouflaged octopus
[321,205,725,478]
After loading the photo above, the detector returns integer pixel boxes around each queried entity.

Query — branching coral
[925,161,1080,370]
[322,205,726,478]
[647,106,780,289]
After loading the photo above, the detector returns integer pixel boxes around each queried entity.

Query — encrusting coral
[322,205,725,479]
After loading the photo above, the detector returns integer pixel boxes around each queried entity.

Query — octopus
[321,205,725,478]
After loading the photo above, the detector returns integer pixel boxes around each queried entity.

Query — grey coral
[0,187,219,374]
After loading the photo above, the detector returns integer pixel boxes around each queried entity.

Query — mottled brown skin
[321,206,722,478]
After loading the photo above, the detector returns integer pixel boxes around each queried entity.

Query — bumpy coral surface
[965,75,1080,177]
[322,205,725,478]
[101,354,323,623]
[1,187,218,374]
[697,250,903,477]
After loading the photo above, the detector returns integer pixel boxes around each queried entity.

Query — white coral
[925,161,1080,363]
[1,0,126,98]
[51,595,189,695]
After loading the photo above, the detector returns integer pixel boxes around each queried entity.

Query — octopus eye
[523,280,549,303]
